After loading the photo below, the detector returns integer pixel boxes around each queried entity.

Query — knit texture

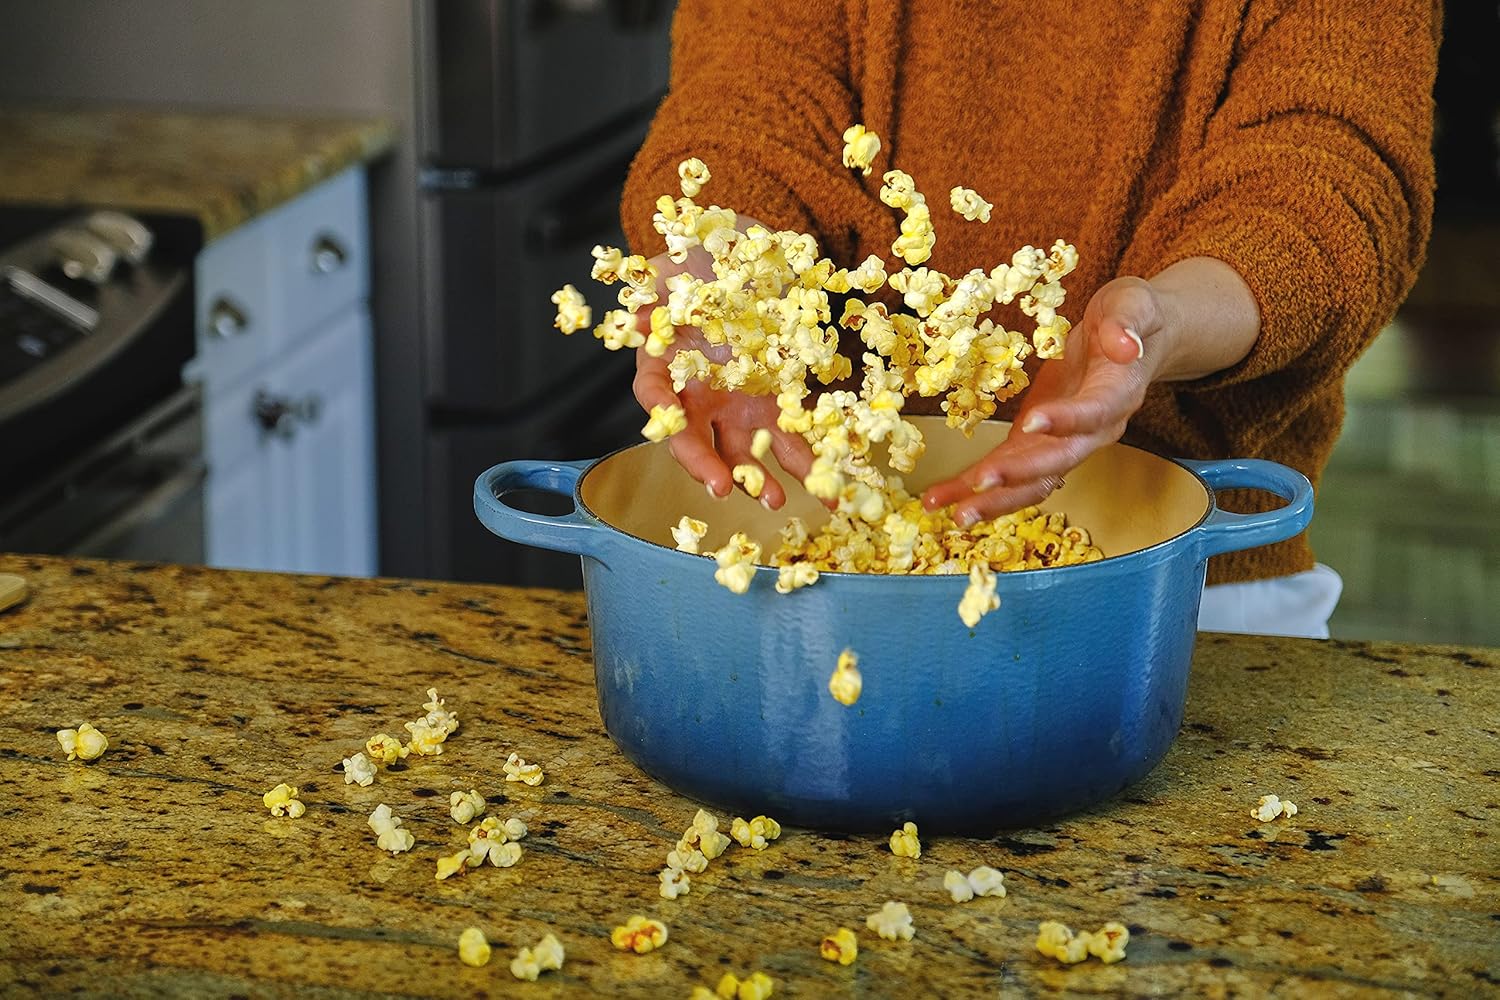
[622,0,1438,584]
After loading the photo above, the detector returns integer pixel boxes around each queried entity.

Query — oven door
[0,385,205,564]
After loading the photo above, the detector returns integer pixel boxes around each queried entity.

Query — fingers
[1019,362,1147,439]
[950,475,1066,529]
[716,422,787,509]
[633,352,733,496]
[1089,278,1158,366]
[768,426,815,483]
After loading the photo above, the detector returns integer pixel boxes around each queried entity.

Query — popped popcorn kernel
[450,789,485,824]
[750,427,773,461]
[819,927,859,965]
[672,515,709,554]
[686,808,732,860]
[468,816,527,867]
[829,648,863,705]
[643,403,688,443]
[949,186,993,223]
[737,971,776,1000]
[712,532,762,595]
[966,866,1007,898]
[958,563,1001,627]
[944,869,976,903]
[56,722,108,762]
[730,815,782,851]
[1088,921,1130,964]
[504,751,545,786]
[841,124,881,176]
[889,821,921,859]
[659,866,691,899]
[436,850,472,881]
[403,687,459,756]
[263,783,306,818]
[678,157,711,198]
[666,846,709,874]
[774,562,819,594]
[866,901,915,941]
[365,733,408,766]
[610,914,668,954]
[367,803,414,854]
[342,751,376,787]
[1251,794,1298,822]
[1035,921,1089,964]
[732,463,766,499]
[552,284,592,334]
[457,926,491,967]
[511,933,565,981]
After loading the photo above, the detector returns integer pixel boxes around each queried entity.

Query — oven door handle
[67,459,208,557]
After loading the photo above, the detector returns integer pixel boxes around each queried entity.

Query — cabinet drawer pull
[310,234,348,275]
[207,297,250,338]
[253,390,323,440]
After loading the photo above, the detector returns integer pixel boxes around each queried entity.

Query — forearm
[1147,257,1260,382]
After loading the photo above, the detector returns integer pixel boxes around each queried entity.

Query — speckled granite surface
[0,554,1495,998]
[0,107,394,240]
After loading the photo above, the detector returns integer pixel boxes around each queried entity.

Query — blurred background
[0,1,1495,646]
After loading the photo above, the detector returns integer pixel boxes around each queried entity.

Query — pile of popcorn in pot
[553,124,1103,640]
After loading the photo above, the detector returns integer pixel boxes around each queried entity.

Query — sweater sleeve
[620,0,893,264]
[1120,0,1438,451]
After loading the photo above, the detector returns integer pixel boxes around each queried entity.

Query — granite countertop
[0,554,1495,998]
[0,106,395,241]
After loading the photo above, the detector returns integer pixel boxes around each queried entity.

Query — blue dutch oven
[474,416,1312,833]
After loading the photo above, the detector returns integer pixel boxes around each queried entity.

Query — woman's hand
[921,258,1260,526]
[630,244,815,509]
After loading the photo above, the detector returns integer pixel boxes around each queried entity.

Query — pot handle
[1179,458,1314,559]
[473,459,611,559]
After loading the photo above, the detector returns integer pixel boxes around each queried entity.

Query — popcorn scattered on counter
[725,971,776,1000]
[404,688,460,756]
[435,849,473,882]
[889,821,921,859]
[263,783,306,818]
[367,803,414,854]
[730,815,782,851]
[666,846,708,874]
[945,866,1007,902]
[829,648,863,705]
[342,751,376,787]
[510,933,565,981]
[449,789,485,824]
[819,927,859,965]
[712,533,762,595]
[457,926,491,967]
[1035,920,1129,965]
[551,284,592,335]
[659,866,691,899]
[365,733,408,766]
[672,516,709,554]
[680,808,731,861]
[610,914,669,954]
[943,870,975,903]
[504,751,545,786]
[643,403,689,442]
[56,722,109,762]
[469,815,527,867]
[1251,794,1299,822]
[842,124,882,176]
[949,186,993,223]
[958,563,1000,628]
[866,901,915,941]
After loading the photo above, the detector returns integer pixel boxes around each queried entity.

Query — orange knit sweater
[622,0,1439,584]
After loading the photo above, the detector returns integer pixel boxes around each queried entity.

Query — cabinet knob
[207,297,250,338]
[254,390,323,440]
[310,234,348,275]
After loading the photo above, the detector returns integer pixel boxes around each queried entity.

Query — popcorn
[504,751,544,786]
[730,815,782,851]
[659,866,691,899]
[944,870,975,903]
[591,244,626,283]
[750,427,773,461]
[263,783,306,818]
[828,648,862,705]
[510,933,565,981]
[450,789,485,824]
[949,186,993,223]
[946,866,1006,901]
[712,971,775,1000]
[403,687,459,757]
[889,821,921,859]
[819,927,859,965]
[610,915,669,954]
[1036,921,1130,965]
[774,562,820,594]
[679,157,711,198]
[367,804,414,854]
[866,901,915,941]
[1251,794,1299,822]
[642,403,688,442]
[682,808,732,860]
[56,722,108,762]
[435,850,472,881]
[666,846,709,874]
[365,733,408,766]
[595,309,645,351]
[670,515,709,554]
[958,563,1000,627]
[712,532,762,595]
[732,464,766,499]
[841,124,881,176]
[457,926,491,967]
[468,815,528,868]
[551,284,592,334]
[341,751,377,787]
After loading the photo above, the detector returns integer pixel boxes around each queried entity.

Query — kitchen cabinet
[192,166,376,575]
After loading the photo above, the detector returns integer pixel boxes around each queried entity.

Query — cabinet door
[263,306,378,576]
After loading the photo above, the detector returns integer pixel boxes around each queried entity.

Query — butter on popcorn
[866,901,915,941]
[450,789,485,824]
[949,186,993,223]
[819,927,859,965]
[510,933,565,981]
[946,866,1006,902]
[57,722,109,762]
[457,926,491,967]
[367,803,414,854]
[841,124,881,176]
[504,751,544,786]
[672,515,709,554]
[342,751,377,787]
[889,821,921,859]
[551,284,592,334]
[610,915,669,954]
[263,783,306,818]
[730,815,782,851]
[643,403,688,442]
[1251,794,1299,822]
[958,563,1001,627]
[829,648,862,706]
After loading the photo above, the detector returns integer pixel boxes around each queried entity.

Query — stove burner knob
[49,229,118,284]
[85,210,154,265]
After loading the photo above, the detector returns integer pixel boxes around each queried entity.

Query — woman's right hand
[629,246,814,509]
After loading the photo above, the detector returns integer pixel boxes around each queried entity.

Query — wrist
[1145,257,1260,382]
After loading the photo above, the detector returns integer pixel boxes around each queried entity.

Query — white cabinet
[192,167,377,576]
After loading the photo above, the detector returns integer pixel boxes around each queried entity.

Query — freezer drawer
[422,120,650,411]
[421,0,673,171]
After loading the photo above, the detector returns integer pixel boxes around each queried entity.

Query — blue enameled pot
[474,417,1312,832]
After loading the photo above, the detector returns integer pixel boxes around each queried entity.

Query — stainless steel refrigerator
[417,0,675,587]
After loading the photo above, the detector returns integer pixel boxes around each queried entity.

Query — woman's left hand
[920,275,1166,526]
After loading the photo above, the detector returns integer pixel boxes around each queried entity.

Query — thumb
[1091,278,1157,366]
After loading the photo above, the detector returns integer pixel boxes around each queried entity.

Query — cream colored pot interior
[580,416,1211,564]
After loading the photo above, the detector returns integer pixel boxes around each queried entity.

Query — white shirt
[1198,563,1344,639]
